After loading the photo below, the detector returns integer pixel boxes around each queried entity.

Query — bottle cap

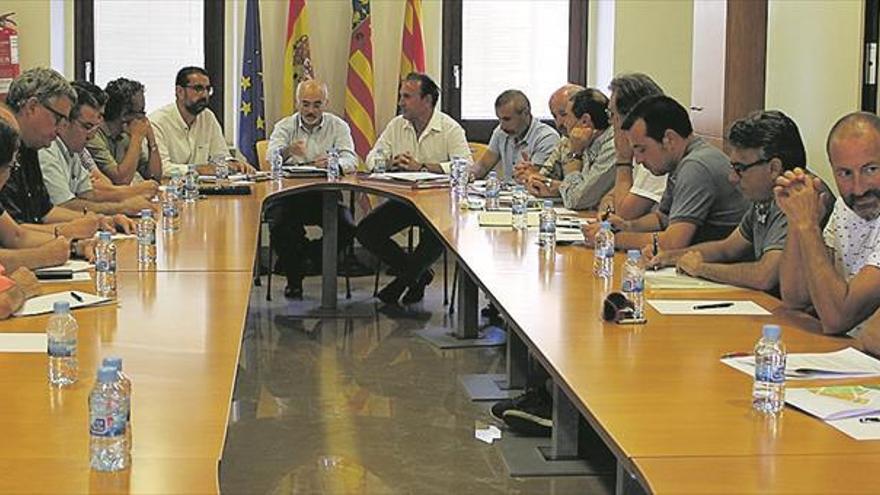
[140,209,153,218]
[600,221,611,229]
[102,356,122,371]
[98,231,112,242]
[627,249,641,259]
[488,170,497,178]
[762,324,782,340]
[52,301,70,314]
[97,366,118,383]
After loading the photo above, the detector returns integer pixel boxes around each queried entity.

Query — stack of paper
[722,348,880,380]
[0,333,47,353]
[478,211,539,227]
[37,260,93,273]
[13,291,112,317]
[786,384,880,440]
[645,268,736,290]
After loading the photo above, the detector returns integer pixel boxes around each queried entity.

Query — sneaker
[499,390,553,437]
[377,278,407,305]
[401,269,434,305]
[490,389,545,422]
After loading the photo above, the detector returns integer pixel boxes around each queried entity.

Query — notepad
[647,299,771,315]
[39,272,91,284]
[555,227,585,243]
[36,260,93,273]
[723,347,880,380]
[14,291,112,317]
[645,268,736,290]
[0,333,47,352]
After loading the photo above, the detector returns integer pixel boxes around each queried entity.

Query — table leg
[455,266,478,339]
[321,192,337,310]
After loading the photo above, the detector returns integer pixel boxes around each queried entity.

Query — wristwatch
[544,177,553,188]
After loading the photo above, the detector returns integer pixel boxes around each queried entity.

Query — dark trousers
[267,191,355,286]
[356,200,443,285]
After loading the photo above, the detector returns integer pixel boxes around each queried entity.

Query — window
[442,0,588,142]
[74,0,225,123]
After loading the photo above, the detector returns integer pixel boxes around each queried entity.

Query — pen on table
[692,302,734,310]
[721,351,751,359]
[70,291,83,303]
[859,417,880,423]
[651,233,660,271]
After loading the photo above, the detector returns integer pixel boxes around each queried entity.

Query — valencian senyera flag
[283,0,314,116]
[399,0,426,79]
[238,0,265,166]
[344,0,377,163]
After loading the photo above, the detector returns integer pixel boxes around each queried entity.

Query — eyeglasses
[75,119,100,135]
[183,84,214,96]
[730,157,770,176]
[40,101,69,125]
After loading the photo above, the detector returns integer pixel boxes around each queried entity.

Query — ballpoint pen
[693,302,734,310]
[69,291,83,303]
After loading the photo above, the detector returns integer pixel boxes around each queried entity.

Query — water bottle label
[755,364,785,384]
[90,415,124,437]
[138,231,156,245]
[622,278,644,292]
[47,339,76,357]
[95,259,109,272]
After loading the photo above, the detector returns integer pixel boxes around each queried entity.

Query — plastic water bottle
[168,170,183,200]
[47,301,78,387]
[485,171,501,210]
[161,184,180,232]
[270,147,283,180]
[137,209,156,265]
[449,157,461,190]
[753,324,787,415]
[212,155,229,184]
[89,366,128,472]
[183,164,199,202]
[621,250,645,319]
[511,185,528,230]
[455,159,470,202]
[95,231,117,298]
[538,200,556,254]
[593,221,615,279]
[373,146,388,174]
[102,357,132,461]
[327,145,341,182]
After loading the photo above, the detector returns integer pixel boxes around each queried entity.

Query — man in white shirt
[777,111,880,336]
[358,73,471,305]
[266,79,357,299]
[150,66,254,177]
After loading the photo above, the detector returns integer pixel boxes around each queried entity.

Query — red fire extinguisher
[0,13,20,102]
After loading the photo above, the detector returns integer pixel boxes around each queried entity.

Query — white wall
[765,0,864,188]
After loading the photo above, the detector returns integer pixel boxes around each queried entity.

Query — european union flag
[238,0,265,166]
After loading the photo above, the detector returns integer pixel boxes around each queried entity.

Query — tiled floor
[220,267,615,494]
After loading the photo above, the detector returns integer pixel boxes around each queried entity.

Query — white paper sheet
[478,211,539,227]
[14,291,112,317]
[0,333,47,352]
[474,425,502,444]
[824,415,880,440]
[39,272,91,284]
[370,171,447,182]
[647,299,771,315]
[555,228,585,243]
[723,348,880,380]
[645,267,736,290]
[35,260,93,273]
[786,385,880,420]
[110,233,136,241]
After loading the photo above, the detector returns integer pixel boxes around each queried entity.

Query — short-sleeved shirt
[658,137,749,244]
[149,103,230,177]
[0,144,54,224]
[737,200,787,261]
[38,138,94,205]
[366,109,471,173]
[630,163,667,203]
[822,197,880,336]
[268,112,358,174]
[557,128,617,211]
[85,126,151,183]
[487,117,559,180]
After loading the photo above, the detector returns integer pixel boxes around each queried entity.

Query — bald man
[265,79,357,299]
[777,111,880,336]
[472,89,559,180]
[513,84,582,185]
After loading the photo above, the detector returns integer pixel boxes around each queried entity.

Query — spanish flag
[282,0,314,116]
[399,0,425,79]
[344,0,377,162]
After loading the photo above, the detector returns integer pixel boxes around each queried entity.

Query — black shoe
[284,283,303,300]
[493,389,553,437]
[377,278,407,305]
[401,269,434,305]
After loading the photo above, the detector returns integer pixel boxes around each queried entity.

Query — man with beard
[265,79,357,299]
[648,110,832,293]
[150,67,254,176]
[85,77,163,185]
[777,111,880,336]
[471,89,558,180]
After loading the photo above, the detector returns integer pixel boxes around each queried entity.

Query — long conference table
[0,176,877,494]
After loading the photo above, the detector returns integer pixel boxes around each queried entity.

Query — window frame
[74,0,225,125]
[441,0,588,143]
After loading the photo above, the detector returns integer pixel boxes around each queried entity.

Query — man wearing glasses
[150,66,255,176]
[86,77,163,185]
[583,95,748,251]
[39,81,150,222]
[647,110,831,293]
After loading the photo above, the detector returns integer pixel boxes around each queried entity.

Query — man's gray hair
[6,67,77,113]
[495,89,531,115]
[295,79,329,102]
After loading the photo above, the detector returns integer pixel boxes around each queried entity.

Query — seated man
[600,73,668,219]
[150,66,254,177]
[85,77,163,185]
[584,95,748,250]
[526,88,616,210]
[471,89,558,180]
[2,67,116,258]
[0,101,71,271]
[266,79,357,299]
[358,72,470,305]
[39,81,152,220]
[777,111,880,336]
[649,110,832,293]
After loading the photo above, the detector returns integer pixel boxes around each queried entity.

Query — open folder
[13,291,112,317]
[722,347,880,380]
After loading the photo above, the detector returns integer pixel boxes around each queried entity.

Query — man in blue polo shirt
[471,90,558,180]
